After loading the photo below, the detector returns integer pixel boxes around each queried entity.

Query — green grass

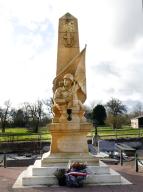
[0,126,143,142]
[0,127,30,134]
[91,126,143,139]
[0,127,51,142]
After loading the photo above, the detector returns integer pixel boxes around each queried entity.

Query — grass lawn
[0,126,143,142]
[4,128,30,134]
[92,126,143,139]
[0,127,51,142]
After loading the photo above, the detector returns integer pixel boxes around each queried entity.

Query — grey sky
[0,0,143,111]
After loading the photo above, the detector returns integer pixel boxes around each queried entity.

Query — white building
[131,116,143,128]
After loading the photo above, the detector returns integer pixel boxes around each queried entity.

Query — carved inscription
[63,21,74,47]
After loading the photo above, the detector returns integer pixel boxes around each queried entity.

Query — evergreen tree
[92,104,107,125]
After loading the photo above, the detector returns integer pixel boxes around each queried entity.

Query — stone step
[85,169,121,184]
[14,161,131,188]
[32,159,110,176]
[32,165,110,176]
[22,165,121,186]
[33,166,65,176]
[22,173,121,186]
[22,166,57,186]
[41,152,99,166]
[22,175,58,186]
[86,166,110,174]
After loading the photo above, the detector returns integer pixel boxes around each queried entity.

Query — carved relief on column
[62,20,75,47]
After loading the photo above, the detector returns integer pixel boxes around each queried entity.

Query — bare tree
[34,100,43,133]
[21,102,32,128]
[43,98,53,118]
[131,102,143,117]
[106,98,127,129]
[0,100,11,133]
[26,101,45,133]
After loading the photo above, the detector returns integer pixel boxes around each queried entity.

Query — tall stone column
[56,13,80,75]
[42,13,98,166]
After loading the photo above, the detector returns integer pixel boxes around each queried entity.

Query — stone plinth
[49,122,91,153]
[41,122,99,166]
[13,160,131,187]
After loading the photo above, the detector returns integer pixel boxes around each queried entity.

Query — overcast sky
[0,0,143,110]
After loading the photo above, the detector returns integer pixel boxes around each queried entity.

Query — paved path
[0,163,143,192]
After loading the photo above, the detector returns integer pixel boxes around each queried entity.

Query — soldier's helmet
[63,73,74,82]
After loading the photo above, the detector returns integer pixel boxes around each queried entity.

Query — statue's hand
[72,81,80,93]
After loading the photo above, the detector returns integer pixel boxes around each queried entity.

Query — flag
[74,47,86,103]
[53,46,87,103]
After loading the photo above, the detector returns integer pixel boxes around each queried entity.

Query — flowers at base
[69,162,87,171]
[54,162,87,187]
[54,169,66,186]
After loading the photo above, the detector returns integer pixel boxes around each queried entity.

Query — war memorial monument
[13,13,130,187]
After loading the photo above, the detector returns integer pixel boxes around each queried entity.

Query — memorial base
[13,159,131,188]
[13,121,131,187]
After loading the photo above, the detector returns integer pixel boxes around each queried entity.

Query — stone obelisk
[42,12,98,166]
[56,13,80,75]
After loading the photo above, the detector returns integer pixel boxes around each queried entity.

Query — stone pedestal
[13,160,131,188]
[41,121,99,166]
[13,119,131,188]
[49,122,91,153]
[13,118,131,188]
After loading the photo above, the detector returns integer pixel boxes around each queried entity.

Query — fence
[95,127,143,139]
[0,127,143,142]
[135,153,143,172]
[0,133,51,143]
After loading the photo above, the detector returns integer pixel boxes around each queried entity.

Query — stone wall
[0,141,50,154]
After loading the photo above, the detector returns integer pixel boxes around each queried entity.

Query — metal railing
[0,153,7,168]
[135,153,143,172]
[93,127,143,139]
[0,133,51,142]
